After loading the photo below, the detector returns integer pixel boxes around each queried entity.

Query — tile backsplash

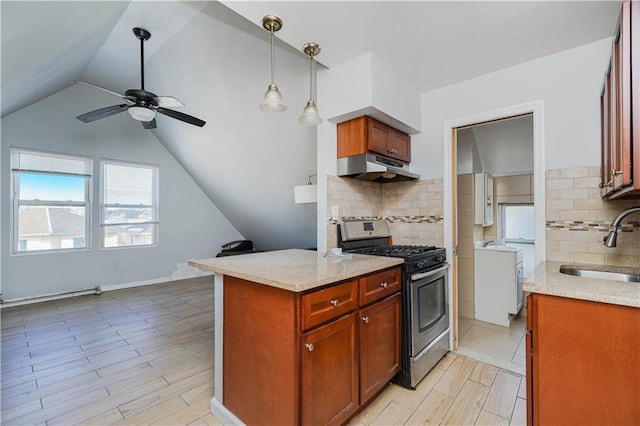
[546,166,640,267]
[326,176,444,249]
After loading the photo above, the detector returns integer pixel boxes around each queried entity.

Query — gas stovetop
[348,244,439,259]
[338,220,447,274]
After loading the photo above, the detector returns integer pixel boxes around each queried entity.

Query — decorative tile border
[546,220,640,232]
[328,215,444,225]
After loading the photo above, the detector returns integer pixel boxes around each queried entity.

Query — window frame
[10,148,92,256]
[100,159,159,250]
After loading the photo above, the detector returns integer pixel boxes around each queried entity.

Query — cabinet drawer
[302,280,358,330]
[359,267,401,306]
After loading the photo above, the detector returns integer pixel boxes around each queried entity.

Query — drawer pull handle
[362,316,370,324]
[380,282,388,289]
[330,299,339,307]
[306,343,314,352]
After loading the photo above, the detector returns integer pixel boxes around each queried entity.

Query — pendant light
[299,42,323,126]
[260,15,287,112]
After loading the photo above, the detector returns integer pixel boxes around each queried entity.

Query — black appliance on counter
[338,219,450,389]
[216,240,257,257]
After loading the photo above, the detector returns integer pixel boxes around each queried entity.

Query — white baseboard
[100,271,212,292]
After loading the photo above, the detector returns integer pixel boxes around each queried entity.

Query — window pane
[504,205,534,240]
[103,207,153,224]
[17,206,87,252]
[105,164,153,205]
[20,172,86,202]
[103,224,157,248]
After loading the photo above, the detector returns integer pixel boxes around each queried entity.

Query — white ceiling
[2,1,622,118]
[222,0,621,92]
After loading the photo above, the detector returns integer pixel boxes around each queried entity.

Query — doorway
[443,101,545,375]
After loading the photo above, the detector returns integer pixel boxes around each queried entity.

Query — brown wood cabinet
[223,266,402,426]
[526,293,640,425]
[600,1,640,199]
[337,116,411,163]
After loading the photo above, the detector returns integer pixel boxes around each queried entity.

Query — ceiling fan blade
[76,104,129,123]
[154,96,184,108]
[156,107,206,127]
[142,119,157,129]
[76,80,135,104]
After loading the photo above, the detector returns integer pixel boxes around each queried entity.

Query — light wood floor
[1,277,525,425]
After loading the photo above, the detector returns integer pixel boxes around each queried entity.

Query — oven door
[410,264,449,357]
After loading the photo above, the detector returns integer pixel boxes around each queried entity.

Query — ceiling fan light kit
[260,15,287,112]
[299,42,322,126]
[76,27,206,129]
[128,106,156,122]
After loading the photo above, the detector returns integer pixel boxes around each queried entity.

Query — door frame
[443,100,546,349]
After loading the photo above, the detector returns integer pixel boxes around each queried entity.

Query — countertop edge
[524,261,640,308]
[188,250,404,293]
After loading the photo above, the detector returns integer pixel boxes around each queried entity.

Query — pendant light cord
[270,29,275,85]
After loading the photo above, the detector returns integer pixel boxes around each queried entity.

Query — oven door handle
[411,264,449,281]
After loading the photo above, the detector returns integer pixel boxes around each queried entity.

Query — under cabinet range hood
[337,153,420,183]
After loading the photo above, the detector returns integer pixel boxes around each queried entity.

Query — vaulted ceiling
[1,1,621,250]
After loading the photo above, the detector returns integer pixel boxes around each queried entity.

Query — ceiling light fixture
[128,105,156,122]
[260,15,287,112]
[299,42,322,126]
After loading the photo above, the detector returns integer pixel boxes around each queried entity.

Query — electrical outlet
[331,205,339,220]
[205,248,211,256]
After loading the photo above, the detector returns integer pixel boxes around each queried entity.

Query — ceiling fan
[76,27,205,129]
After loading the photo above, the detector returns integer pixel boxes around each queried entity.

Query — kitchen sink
[559,264,640,282]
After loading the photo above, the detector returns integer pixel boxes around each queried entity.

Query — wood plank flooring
[1,277,525,425]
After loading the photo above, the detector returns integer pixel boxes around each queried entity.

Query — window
[101,160,158,248]
[11,148,92,254]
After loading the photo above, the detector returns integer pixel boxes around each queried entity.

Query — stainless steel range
[339,219,450,389]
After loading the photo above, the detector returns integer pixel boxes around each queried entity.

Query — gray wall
[1,84,243,300]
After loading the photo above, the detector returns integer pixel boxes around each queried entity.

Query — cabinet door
[530,294,640,425]
[388,131,411,163]
[367,119,391,157]
[301,314,358,426]
[359,293,402,404]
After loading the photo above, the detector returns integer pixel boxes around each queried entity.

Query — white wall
[414,37,612,179]
[138,4,318,251]
[1,84,243,300]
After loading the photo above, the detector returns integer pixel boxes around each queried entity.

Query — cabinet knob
[362,316,370,324]
[380,282,388,289]
[306,343,314,352]
[330,299,339,307]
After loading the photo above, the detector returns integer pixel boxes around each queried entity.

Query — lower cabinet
[526,293,640,425]
[223,267,402,426]
[301,314,358,426]
[359,293,402,404]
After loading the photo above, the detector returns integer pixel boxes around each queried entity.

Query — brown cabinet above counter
[600,1,640,200]
[338,116,411,164]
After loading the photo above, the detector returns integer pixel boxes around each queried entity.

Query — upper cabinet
[600,1,640,200]
[338,116,412,163]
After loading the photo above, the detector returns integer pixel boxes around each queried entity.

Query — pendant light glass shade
[299,42,322,126]
[299,101,322,126]
[260,15,286,112]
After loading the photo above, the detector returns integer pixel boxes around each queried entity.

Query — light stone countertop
[188,249,404,292]
[524,261,640,308]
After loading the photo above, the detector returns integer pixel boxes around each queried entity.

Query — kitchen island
[523,261,640,425]
[189,249,404,425]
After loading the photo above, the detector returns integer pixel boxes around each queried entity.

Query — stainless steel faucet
[603,206,640,248]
